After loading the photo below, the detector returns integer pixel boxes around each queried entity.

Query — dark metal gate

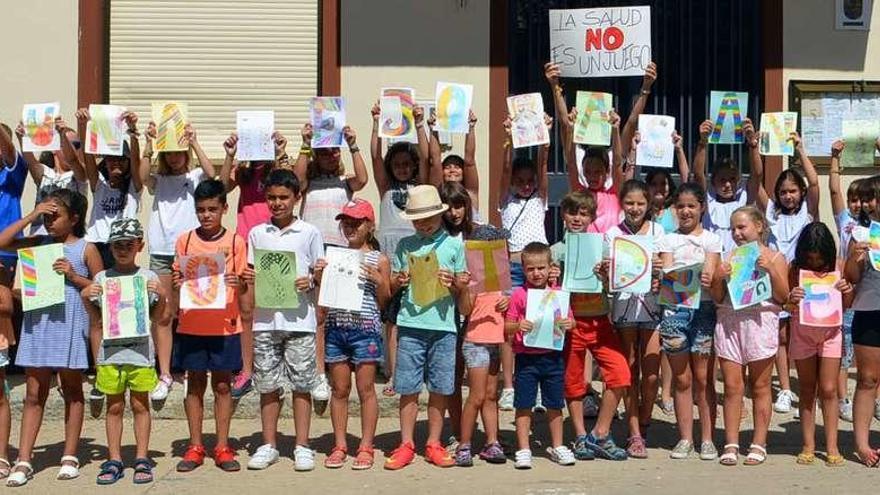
[508,0,765,243]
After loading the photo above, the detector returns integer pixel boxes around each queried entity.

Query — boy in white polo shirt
[243,169,324,472]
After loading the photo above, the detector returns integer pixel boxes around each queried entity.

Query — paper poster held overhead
[22,102,61,153]
[507,93,549,148]
[636,115,675,168]
[151,102,189,152]
[380,88,416,141]
[574,92,613,146]
[236,110,275,162]
[434,82,473,134]
[86,104,127,156]
[759,112,797,156]
[708,91,748,145]
[841,119,879,168]
[310,97,346,148]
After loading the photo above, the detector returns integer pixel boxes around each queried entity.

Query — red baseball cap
[335,198,375,222]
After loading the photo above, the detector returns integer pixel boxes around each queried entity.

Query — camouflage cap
[108,218,144,243]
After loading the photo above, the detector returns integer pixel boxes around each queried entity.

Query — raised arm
[793,132,820,220]
[413,105,430,186]
[462,110,480,202]
[123,111,143,193]
[56,117,86,184]
[0,204,51,251]
[219,132,239,193]
[624,132,638,181]
[744,118,768,210]
[499,116,513,211]
[537,113,552,202]
[693,119,712,191]
[427,111,444,188]
[545,62,578,189]
[609,110,624,190]
[622,62,657,156]
[369,102,389,195]
[13,122,43,185]
[343,126,368,192]
[845,240,867,285]
[73,108,99,191]
[829,140,845,218]
[673,130,690,182]
[293,123,312,192]
[187,124,214,179]
[0,121,16,166]
[140,122,157,192]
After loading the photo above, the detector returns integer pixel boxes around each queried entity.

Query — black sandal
[132,458,154,484]
[96,460,124,485]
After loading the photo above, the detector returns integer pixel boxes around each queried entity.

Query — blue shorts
[462,341,499,369]
[393,327,456,395]
[510,261,524,288]
[173,333,242,372]
[842,309,855,369]
[659,301,716,356]
[325,328,384,365]
[513,352,565,410]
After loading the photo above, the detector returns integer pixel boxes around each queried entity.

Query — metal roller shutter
[109,0,319,158]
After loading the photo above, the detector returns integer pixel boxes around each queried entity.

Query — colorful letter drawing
[179,253,226,310]
[85,104,126,156]
[841,119,880,168]
[380,88,416,141]
[562,232,603,293]
[18,243,65,312]
[465,240,512,294]
[636,115,675,168]
[726,241,772,310]
[610,235,653,294]
[407,251,449,308]
[574,91,613,145]
[21,102,61,153]
[799,270,843,328]
[507,93,549,148]
[101,275,149,341]
[524,289,571,351]
[309,97,346,148]
[759,112,798,156]
[254,249,298,309]
[150,102,188,152]
[709,91,748,145]
[658,263,702,309]
[465,292,506,344]
[434,82,474,134]
[236,110,275,162]
[548,7,652,78]
[318,247,365,312]
[869,221,880,271]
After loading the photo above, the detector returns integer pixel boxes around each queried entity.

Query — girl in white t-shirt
[604,179,665,459]
[748,123,820,415]
[656,182,722,461]
[294,121,369,248]
[76,108,143,269]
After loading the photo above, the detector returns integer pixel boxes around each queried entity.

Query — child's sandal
[324,446,347,469]
[132,458,154,484]
[825,454,845,467]
[6,461,33,487]
[96,460,125,485]
[743,444,767,466]
[0,458,11,479]
[57,455,80,480]
[352,447,374,471]
[718,444,739,466]
[796,452,815,465]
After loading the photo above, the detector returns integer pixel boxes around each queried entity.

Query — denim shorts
[510,261,524,288]
[842,309,855,369]
[393,327,457,395]
[659,300,716,355]
[325,328,384,365]
[513,351,565,410]
[462,341,499,369]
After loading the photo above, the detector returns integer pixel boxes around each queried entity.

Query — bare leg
[329,362,352,449]
[58,370,85,459]
[354,363,378,449]
[747,357,774,448]
[427,392,448,445]
[819,356,842,457]
[0,370,10,462]
[260,390,282,447]
[776,319,792,393]
[14,369,51,464]
[130,392,152,459]
[853,345,880,460]
[184,371,207,446]
[514,409,532,451]
[104,394,126,461]
[547,409,564,448]
[668,352,694,442]
[292,392,312,446]
[720,359,745,447]
[460,366,489,446]
[795,356,819,454]
[691,353,716,444]
[399,393,419,445]
[639,330,662,428]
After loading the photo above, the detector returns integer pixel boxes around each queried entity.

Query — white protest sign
[549,6,651,78]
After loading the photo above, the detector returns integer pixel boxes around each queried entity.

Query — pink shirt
[506,285,573,354]
[234,165,272,241]
[581,184,620,234]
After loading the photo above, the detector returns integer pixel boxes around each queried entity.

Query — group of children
[0,58,877,486]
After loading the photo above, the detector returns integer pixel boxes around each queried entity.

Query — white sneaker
[294,445,316,471]
[311,374,331,402]
[247,444,280,470]
[774,390,793,413]
[533,389,546,413]
[514,449,532,469]
[548,445,575,466]
[499,388,515,411]
[840,398,854,423]
[150,375,173,401]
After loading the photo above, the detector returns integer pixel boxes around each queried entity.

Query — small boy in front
[384,184,471,471]
[173,180,251,473]
[244,169,324,472]
[550,192,631,461]
[505,242,575,469]
[83,218,170,484]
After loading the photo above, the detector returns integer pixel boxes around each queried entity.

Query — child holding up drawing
[429,111,481,220]
[747,122,820,415]
[604,179,665,459]
[0,190,103,487]
[315,199,390,470]
[710,206,788,467]
[785,222,853,467]
[82,218,170,484]
[655,182,721,461]
[505,242,576,469]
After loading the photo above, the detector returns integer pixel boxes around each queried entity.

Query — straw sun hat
[398,184,449,221]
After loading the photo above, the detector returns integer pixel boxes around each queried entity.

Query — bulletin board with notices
[790,81,880,166]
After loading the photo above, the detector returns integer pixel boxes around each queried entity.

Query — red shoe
[425,442,455,467]
[214,445,240,472]
[176,444,206,472]
[384,442,415,470]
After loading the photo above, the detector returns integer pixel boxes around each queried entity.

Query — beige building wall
[783,0,880,228]
[340,0,492,216]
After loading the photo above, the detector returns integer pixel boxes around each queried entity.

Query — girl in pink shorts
[786,222,854,467]
[710,206,789,466]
